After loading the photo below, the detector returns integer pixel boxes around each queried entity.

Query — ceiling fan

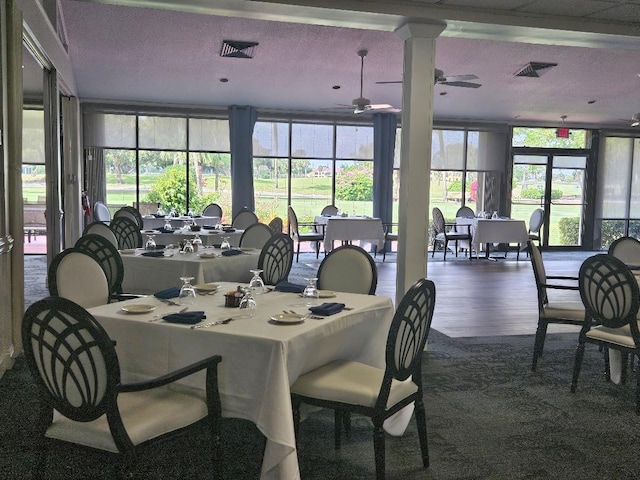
[331,49,401,114]
[376,69,482,89]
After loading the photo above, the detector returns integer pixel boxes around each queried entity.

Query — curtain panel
[228,106,257,217]
[373,113,397,229]
[85,147,106,210]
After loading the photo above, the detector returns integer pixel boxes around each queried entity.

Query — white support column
[395,22,445,305]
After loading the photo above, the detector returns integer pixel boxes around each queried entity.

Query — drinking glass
[145,234,156,250]
[249,269,266,294]
[302,277,319,306]
[183,240,195,254]
[163,218,173,232]
[221,236,231,250]
[238,287,257,317]
[179,276,196,305]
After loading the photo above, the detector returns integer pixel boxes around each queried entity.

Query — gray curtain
[85,147,106,208]
[228,106,257,217]
[372,113,397,227]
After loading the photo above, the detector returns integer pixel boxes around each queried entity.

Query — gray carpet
[3,327,640,479]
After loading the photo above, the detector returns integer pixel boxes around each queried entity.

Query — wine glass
[221,236,231,250]
[238,287,257,317]
[163,218,173,232]
[183,240,195,254]
[145,234,156,250]
[179,276,196,305]
[192,234,203,248]
[249,269,266,294]
[302,277,319,306]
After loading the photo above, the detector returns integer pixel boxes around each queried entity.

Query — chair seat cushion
[46,387,208,453]
[291,360,417,409]
[296,232,324,241]
[586,323,638,348]
[542,301,584,321]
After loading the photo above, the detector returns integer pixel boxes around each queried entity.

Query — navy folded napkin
[222,227,236,232]
[221,249,242,256]
[275,281,306,293]
[152,214,164,218]
[163,311,206,325]
[154,287,181,299]
[141,251,165,257]
[203,225,217,230]
[309,302,346,316]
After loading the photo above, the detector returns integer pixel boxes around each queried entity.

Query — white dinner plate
[119,249,136,255]
[141,229,159,234]
[194,283,219,293]
[270,313,305,324]
[318,290,336,298]
[240,247,254,252]
[121,304,156,314]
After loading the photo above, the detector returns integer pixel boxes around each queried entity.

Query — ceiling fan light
[632,120,640,127]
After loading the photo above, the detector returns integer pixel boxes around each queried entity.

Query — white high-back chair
[317,244,377,295]
[239,223,274,249]
[93,201,111,223]
[83,221,118,248]
[47,248,110,309]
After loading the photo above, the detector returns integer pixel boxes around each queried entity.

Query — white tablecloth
[120,248,259,294]
[314,216,385,252]
[88,286,395,479]
[143,229,243,248]
[142,215,220,230]
[456,217,528,255]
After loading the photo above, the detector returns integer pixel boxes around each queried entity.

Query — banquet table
[142,215,220,230]
[120,247,259,294]
[141,228,243,248]
[314,215,385,252]
[88,285,395,479]
[456,217,528,259]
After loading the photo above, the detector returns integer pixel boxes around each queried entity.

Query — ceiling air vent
[220,40,259,59]
[514,62,558,78]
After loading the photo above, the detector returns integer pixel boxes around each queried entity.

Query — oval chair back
[579,254,640,330]
[608,236,640,265]
[268,216,283,233]
[75,234,124,296]
[110,216,143,250]
[232,207,258,230]
[23,296,119,422]
[317,244,377,295]
[203,203,223,220]
[455,206,475,218]
[321,205,339,216]
[529,208,544,236]
[93,201,111,223]
[48,248,110,309]
[258,233,294,285]
[83,221,118,248]
[239,223,274,249]
[113,206,143,229]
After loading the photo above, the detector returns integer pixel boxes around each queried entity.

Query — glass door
[512,153,587,247]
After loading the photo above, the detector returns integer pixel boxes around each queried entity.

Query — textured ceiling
[51,0,640,129]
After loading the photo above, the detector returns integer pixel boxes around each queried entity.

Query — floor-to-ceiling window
[86,110,230,217]
[596,135,640,249]
[252,119,374,228]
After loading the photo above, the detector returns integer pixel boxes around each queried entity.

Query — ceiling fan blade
[368,104,395,110]
[443,74,478,82]
[375,80,402,84]
[438,81,482,88]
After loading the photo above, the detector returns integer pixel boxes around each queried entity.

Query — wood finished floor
[298,250,594,339]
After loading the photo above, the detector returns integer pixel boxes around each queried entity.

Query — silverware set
[191,317,237,329]
[283,310,324,320]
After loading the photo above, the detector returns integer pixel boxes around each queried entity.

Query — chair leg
[315,241,320,259]
[334,410,342,449]
[531,321,548,372]
[414,398,430,468]
[373,419,386,480]
[431,239,436,258]
[296,242,300,262]
[571,339,586,393]
[635,355,640,415]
